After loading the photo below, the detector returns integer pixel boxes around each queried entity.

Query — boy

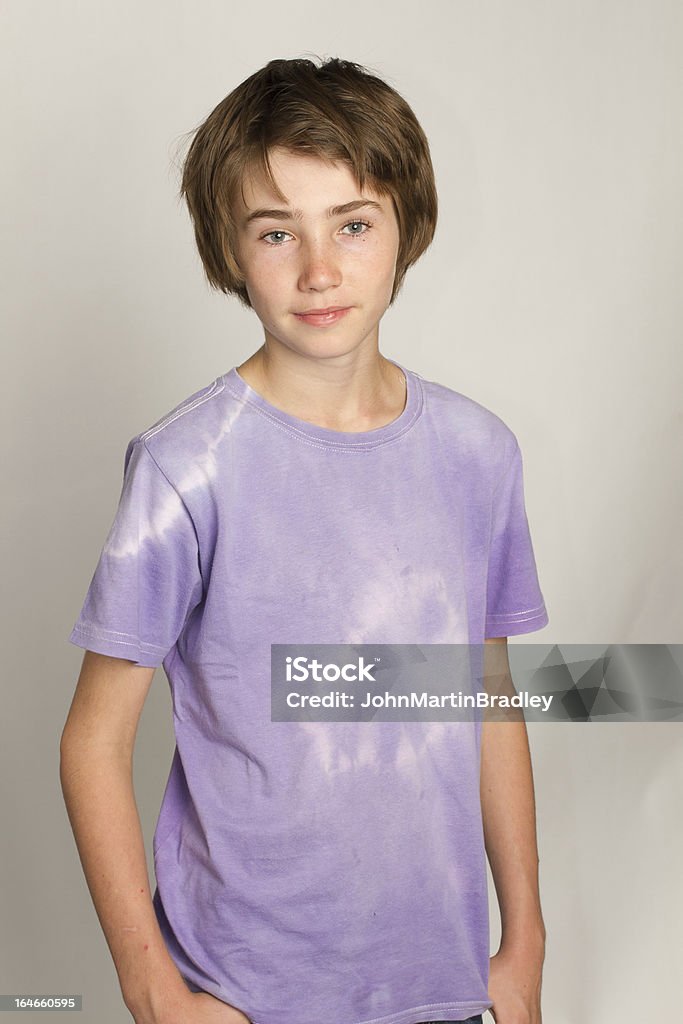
[60,57,548,1024]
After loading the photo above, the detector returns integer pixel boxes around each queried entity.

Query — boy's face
[232,147,400,360]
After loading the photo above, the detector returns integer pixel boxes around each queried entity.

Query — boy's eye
[261,230,292,246]
[341,220,371,236]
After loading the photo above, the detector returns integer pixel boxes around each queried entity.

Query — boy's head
[178,57,438,311]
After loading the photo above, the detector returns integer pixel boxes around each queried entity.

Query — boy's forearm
[480,715,546,955]
[59,740,188,1016]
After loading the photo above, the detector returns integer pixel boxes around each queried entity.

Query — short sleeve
[68,437,204,667]
[485,438,549,638]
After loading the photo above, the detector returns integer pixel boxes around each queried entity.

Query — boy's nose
[297,241,342,292]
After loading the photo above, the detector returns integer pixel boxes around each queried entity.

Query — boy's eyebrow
[243,199,383,226]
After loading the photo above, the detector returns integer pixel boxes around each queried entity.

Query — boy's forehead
[235,148,386,219]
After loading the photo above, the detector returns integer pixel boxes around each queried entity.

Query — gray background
[2,1,682,1021]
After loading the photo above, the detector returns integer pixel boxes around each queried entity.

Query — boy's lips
[293,306,352,326]
[296,306,348,314]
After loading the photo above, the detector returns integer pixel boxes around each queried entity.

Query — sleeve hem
[68,624,167,668]
[485,603,549,638]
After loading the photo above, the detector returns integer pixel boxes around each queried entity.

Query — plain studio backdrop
[1,2,681,1022]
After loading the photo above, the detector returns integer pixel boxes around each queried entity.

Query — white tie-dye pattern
[173,404,243,498]
[392,719,454,775]
[296,720,381,777]
[296,717,455,781]
[295,547,468,778]
[296,718,480,971]
[343,564,467,644]
[103,404,243,560]
[103,469,187,559]
[320,492,469,645]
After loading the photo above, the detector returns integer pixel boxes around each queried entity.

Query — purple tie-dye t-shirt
[69,359,548,1024]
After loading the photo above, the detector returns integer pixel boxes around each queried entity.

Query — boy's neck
[235,345,407,434]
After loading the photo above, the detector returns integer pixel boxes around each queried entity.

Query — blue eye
[342,220,371,235]
[262,230,291,245]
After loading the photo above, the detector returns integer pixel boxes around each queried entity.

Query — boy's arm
[480,637,545,1024]
[59,651,194,1022]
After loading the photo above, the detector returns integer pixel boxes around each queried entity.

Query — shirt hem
[485,603,549,637]
[181,975,492,1024]
[68,623,165,668]
[249,1001,493,1024]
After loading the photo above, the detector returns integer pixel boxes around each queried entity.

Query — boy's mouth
[293,306,352,326]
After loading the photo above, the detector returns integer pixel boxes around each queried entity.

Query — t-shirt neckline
[222,358,422,450]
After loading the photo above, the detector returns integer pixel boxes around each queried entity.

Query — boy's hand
[487,947,543,1024]
[131,989,252,1024]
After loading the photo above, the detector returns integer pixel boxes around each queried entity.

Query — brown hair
[177,56,438,309]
